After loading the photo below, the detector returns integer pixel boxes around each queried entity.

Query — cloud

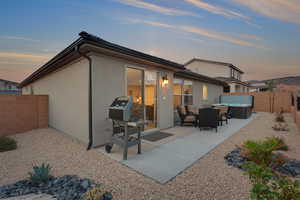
[0,61,29,65]
[0,36,39,42]
[115,0,200,17]
[0,52,50,61]
[128,18,267,49]
[233,0,300,24]
[239,34,264,41]
[184,0,249,20]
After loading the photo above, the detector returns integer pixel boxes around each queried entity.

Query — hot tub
[214,95,254,119]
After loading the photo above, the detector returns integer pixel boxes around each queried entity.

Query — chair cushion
[187,105,198,114]
[221,115,227,120]
[185,115,196,121]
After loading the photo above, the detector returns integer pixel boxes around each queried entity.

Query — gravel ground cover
[1,113,299,200]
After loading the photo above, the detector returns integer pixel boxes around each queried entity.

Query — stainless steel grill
[106,96,146,160]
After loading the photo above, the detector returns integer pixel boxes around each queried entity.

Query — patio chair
[176,105,197,127]
[186,105,199,115]
[198,108,220,132]
[214,106,229,126]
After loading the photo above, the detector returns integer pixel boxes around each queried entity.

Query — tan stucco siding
[157,71,174,129]
[91,54,126,147]
[22,59,89,144]
[186,61,230,78]
[192,81,223,106]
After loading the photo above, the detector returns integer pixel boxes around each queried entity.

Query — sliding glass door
[126,68,144,122]
[126,68,157,130]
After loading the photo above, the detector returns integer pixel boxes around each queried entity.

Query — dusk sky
[1,0,300,82]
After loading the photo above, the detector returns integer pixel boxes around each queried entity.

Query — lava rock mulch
[224,148,300,178]
[224,148,247,169]
[277,161,300,178]
[0,175,103,200]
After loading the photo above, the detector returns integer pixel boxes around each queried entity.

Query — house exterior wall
[228,82,249,93]
[22,59,90,144]
[185,61,230,78]
[192,81,223,106]
[91,54,174,147]
[157,71,174,129]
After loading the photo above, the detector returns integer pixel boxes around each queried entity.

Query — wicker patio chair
[176,105,197,127]
[214,106,229,126]
[198,108,220,132]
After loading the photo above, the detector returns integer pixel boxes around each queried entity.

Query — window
[183,80,193,105]
[203,85,208,100]
[173,78,193,108]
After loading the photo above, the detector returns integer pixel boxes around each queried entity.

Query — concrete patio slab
[122,114,258,184]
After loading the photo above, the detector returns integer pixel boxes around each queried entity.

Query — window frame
[173,78,193,107]
[202,84,208,101]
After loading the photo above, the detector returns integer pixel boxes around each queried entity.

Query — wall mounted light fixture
[162,74,169,88]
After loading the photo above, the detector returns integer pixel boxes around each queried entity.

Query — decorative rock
[225,148,300,178]
[0,175,105,200]
[224,148,247,169]
[80,180,90,190]
[277,160,300,178]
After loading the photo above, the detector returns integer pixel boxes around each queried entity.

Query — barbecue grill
[106,96,146,160]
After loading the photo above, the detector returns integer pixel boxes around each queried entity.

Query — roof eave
[174,71,228,87]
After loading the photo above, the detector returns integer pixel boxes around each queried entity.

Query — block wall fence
[0,95,48,136]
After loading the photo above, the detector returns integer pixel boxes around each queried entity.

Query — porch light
[162,75,169,88]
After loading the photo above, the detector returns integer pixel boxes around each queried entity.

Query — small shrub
[275,113,285,123]
[265,136,288,151]
[83,186,113,200]
[243,162,300,200]
[242,137,289,166]
[0,136,17,152]
[243,162,275,184]
[276,177,300,200]
[28,163,52,185]
[242,140,275,166]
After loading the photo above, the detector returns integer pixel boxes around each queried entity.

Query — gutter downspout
[75,45,93,150]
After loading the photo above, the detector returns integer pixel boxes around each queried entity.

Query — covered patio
[98,113,258,184]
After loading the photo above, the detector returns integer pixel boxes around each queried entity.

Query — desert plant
[243,162,300,200]
[275,113,285,123]
[243,162,275,184]
[266,80,275,92]
[264,136,288,151]
[28,163,52,185]
[242,140,275,166]
[0,136,17,152]
[83,186,113,200]
[242,137,289,166]
[275,177,300,200]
